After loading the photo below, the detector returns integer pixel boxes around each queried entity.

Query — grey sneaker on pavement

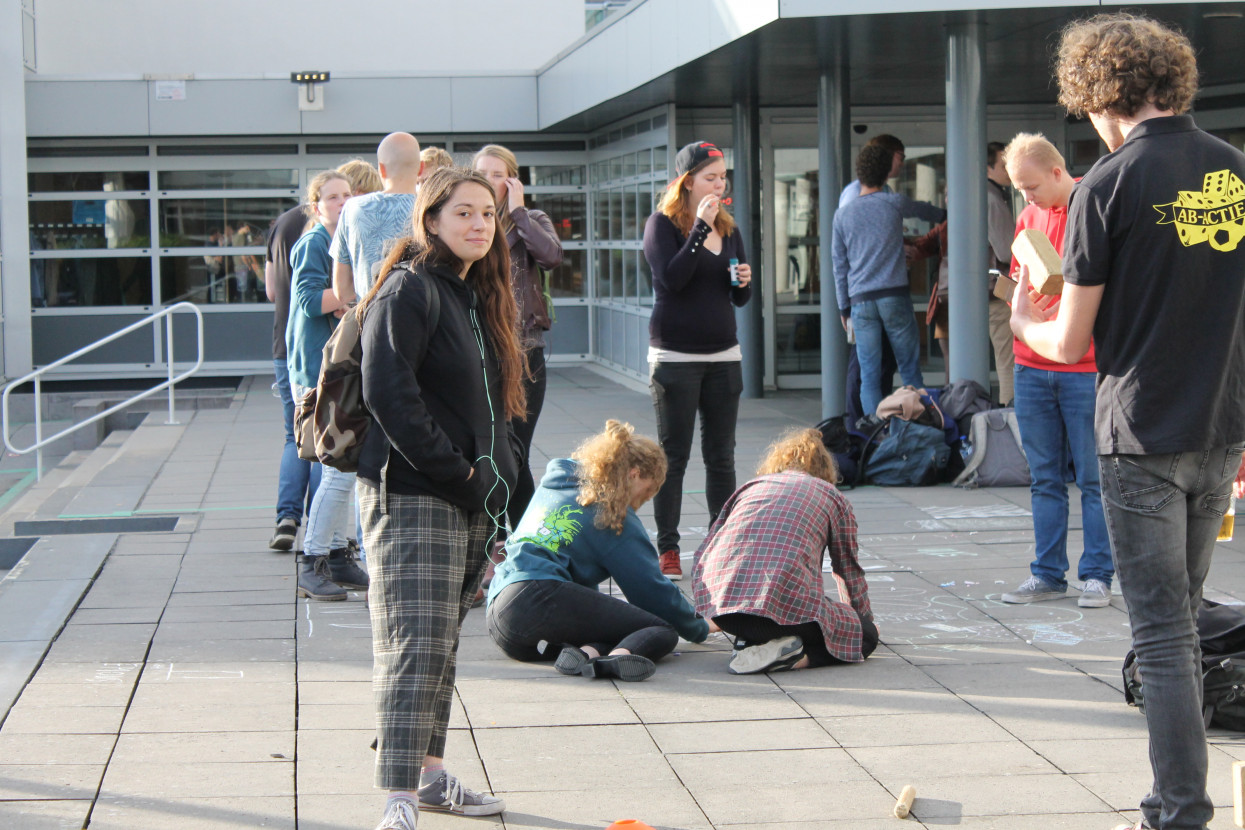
[269,517,297,551]
[1000,575,1066,604]
[418,770,505,816]
[375,797,418,830]
[728,635,804,675]
[1079,578,1112,608]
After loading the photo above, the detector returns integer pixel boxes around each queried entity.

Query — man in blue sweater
[833,144,945,416]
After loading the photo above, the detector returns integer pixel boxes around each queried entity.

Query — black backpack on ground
[1123,599,1245,730]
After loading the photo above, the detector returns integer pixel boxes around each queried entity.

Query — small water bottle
[729,257,740,287]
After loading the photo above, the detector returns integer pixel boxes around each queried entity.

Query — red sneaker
[659,550,683,581]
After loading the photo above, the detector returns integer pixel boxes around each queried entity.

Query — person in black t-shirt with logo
[1011,14,1245,830]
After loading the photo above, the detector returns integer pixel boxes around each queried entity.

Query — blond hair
[656,161,737,238]
[336,159,382,195]
[573,420,667,534]
[420,146,454,176]
[472,144,520,234]
[1003,133,1067,176]
[302,170,349,230]
[756,428,839,486]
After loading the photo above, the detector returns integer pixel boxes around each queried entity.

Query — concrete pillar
[0,4,32,379]
[945,15,991,390]
[733,40,763,398]
[817,20,850,418]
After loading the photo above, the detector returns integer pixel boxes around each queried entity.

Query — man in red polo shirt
[999,133,1114,609]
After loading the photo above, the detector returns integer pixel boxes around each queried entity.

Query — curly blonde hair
[1056,13,1199,118]
[756,428,839,485]
[573,420,667,534]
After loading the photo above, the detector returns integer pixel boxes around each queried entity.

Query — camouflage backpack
[294,263,440,472]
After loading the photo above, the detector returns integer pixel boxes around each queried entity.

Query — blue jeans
[275,359,320,523]
[293,382,354,556]
[1100,445,1243,830]
[851,295,924,417]
[1013,365,1112,590]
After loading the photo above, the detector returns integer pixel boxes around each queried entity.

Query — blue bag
[861,418,951,487]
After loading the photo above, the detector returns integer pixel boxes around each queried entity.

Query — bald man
[331,132,423,303]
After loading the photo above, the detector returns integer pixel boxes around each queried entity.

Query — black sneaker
[269,517,297,552]
[554,646,591,676]
[327,543,369,590]
[297,555,347,601]
[583,653,657,682]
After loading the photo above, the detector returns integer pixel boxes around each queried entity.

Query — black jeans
[487,579,679,662]
[649,361,743,553]
[714,610,879,667]
[506,346,547,528]
[845,339,897,426]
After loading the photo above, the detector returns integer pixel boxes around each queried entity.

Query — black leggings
[714,610,879,667]
[487,579,678,662]
[506,346,547,528]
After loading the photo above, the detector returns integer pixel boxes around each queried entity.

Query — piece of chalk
[893,784,917,819]
[1011,228,1064,296]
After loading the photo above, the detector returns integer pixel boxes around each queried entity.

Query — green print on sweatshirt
[515,504,584,553]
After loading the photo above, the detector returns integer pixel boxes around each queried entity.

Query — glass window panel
[620,186,633,240]
[547,249,586,298]
[636,149,652,177]
[638,186,653,232]
[595,190,609,241]
[607,188,622,241]
[654,145,668,173]
[158,169,298,190]
[626,184,640,239]
[619,152,636,179]
[638,252,654,306]
[161,254,267,305]
[609,248,623,300]
[775,313,823,375]
[623,250,638,304]
[609,155,624,181]
[29,199,151,249]
[158,197,296,247]
[28,171,149,192]
[530,165,585,186]
[528,193,585,242]
[32,256,153,307]
[596,249,611,299]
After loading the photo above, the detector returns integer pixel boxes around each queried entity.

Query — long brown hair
[656,159,737,237]
[363,167,528,421]
[756,427,839,485]
[573,420,667,534]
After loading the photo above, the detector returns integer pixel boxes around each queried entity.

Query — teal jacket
[285,222,335,388]
[487,458,709,643]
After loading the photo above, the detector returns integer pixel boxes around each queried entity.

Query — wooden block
[1233,759,1245,828]
[1011,228,1065,295]
[993,272,1018,303]
[893,784,917,819]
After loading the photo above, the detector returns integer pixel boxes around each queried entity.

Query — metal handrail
[1,302,206,480]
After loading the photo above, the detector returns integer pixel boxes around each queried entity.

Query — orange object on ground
[607,822,656,830]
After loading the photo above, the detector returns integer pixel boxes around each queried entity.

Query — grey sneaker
[1000,575,1066,604]
[375,797,418,830]
[418,770,505,816]
[728,636,804,675]
[269,517,297,551]
[1079,578,1112,608]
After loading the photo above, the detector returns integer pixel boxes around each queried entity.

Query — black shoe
[327,543,369,590]
[554,646,591,676]
[583,653,656,682]
[269,517,297,552]
[856,414,886,433]
[297,554,347,601]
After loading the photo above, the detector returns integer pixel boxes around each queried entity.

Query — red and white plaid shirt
[691,471,873,662]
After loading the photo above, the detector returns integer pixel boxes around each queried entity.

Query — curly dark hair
[856,144,893,189]
[1055,13,1199,118]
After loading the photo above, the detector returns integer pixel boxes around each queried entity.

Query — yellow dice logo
[1154,170,1245,252]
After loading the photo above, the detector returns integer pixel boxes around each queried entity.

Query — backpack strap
[855,417,891,487]
[393,259,441,335]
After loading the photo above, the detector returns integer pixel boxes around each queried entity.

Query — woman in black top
[356,167,526,827]
[641,140,752,580]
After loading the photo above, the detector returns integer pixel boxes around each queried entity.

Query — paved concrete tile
[819,709,1015,747]
[1,704,126,735]
[0,763,103,800]
[671,747,872,788]
[649,717,838,755]
[720,823,929,830]
[67,606,165,625]
[692,777,895,825]
[173,574,294,593]
[146,637,295,663]
[625,690,808,724]
[946,815,1132,830]
[783,686,973,719]
[152,619,293,642]
[25,660,142,686]
[297,703,375,732]
[297,660,372,683]
[473,724,658,761]
[121,703,292,734]
[1027,737,1151,774]
[463,688,640,728]
[297,680,371,706]
[159,602,294,623]
[852,741,1060,781]
[1076,767,1234,812]
[902,774,1110,819]
[111,731,293,765]
[13,679,136,708]
[140,661,293,684]
[89,795,294,829]
[0,799,94,830]
[163,588,291,607]
[130,680,293,709]
[497,786,712,830]
[0,732,115,765]
[98,759,293,799]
